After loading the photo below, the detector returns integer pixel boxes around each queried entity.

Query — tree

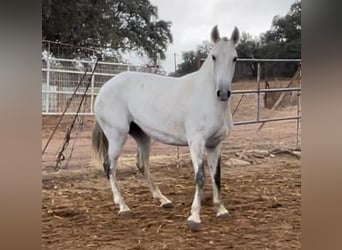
[173,41,212,76]
[256,1,301,77]
[235,32,260,78]
[171,1,301,79]
[260,1,301,58]
[174,34,260,78]
[236,32,259,58]
[42,0,173,62]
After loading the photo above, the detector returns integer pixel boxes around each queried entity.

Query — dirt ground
[42,80,301,249]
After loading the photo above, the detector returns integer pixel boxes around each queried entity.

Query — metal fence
[42,57,301,128]
[232,58,301,125]
[42,58,143,115]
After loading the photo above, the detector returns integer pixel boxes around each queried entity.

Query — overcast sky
[124,0,296,73]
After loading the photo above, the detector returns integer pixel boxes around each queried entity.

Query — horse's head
[210,25,239,101]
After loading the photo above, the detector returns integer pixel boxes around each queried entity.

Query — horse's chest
[204,124,227,147]
[189,109,228,146]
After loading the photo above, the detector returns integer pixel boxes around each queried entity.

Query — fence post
[296,63,301,148]
[46,58,50,113]
[256,62,261,122]
[90,72,95,114]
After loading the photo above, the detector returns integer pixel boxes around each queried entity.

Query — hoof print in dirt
[161,202,173,209]
[187,220,201,232]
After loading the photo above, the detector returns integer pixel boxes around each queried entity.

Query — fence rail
[42,57,301,130]
[237,58,301,62]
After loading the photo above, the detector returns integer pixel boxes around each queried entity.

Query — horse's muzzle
[216,90,231,101]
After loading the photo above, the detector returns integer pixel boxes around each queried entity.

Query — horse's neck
[196,57,214,90]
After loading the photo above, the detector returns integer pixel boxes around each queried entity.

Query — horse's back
[96,71,181,113]
[105,71,177,87]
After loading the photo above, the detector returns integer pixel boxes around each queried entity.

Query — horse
[92,25,239,231]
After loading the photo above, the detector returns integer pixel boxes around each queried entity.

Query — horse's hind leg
[105,128,131,215]
[129,122,172,208]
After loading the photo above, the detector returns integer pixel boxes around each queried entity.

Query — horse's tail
[92,119,110,178]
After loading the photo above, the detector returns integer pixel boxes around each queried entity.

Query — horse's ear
[231,26,240,45]
[211,25,220,43]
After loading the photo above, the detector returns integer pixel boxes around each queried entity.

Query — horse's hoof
[118,209,132,218]
[217,211,229,218]
[186,220,201,232]
[161,202,173,209]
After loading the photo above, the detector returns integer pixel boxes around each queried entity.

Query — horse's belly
[130,96,188,146]
[136,121,188,146]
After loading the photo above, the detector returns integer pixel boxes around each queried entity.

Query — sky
[123,0,296,74]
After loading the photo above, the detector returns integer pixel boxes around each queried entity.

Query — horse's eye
[212,55,216,61]
[233,57,237,62]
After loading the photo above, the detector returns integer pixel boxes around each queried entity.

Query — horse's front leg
[206,143,229,217]
[187,138,205,231]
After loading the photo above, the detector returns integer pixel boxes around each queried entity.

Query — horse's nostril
[227,90,231,98]
[217,90,221,97]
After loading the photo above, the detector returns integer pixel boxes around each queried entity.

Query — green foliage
[260,1,301,58]
[173,41,212,76]
[42,0,173,61]
[257,1,301,78]
[236,32,259,58]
